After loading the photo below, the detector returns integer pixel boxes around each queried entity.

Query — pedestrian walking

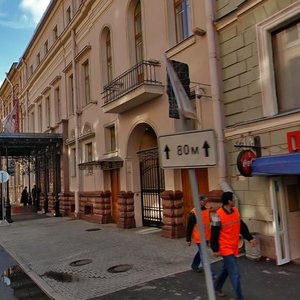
[20,187,29,206]
[210,191,256,299]
[31,184,40,208]
[186,195,211,273]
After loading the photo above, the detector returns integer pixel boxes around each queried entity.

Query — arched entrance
[127,123,165,227]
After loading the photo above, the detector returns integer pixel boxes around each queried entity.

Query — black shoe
[191,266,203,273]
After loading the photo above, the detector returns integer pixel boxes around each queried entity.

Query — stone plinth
[160,190,185,239]
[117,191,136,229]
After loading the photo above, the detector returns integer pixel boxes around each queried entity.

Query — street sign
[159,129,217,168]
[0,171,10,183]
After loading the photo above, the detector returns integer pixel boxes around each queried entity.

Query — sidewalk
[1,214,300,300]
[0,214,197,300]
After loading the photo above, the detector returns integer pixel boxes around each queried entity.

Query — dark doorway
[138,147,164,227]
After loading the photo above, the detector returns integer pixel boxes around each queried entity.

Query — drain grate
[107,264,133,273]
[70,259,93,267]
[85,228,101,232]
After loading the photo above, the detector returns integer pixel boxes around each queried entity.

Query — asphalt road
[93,257,300,300]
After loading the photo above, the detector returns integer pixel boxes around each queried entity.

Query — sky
[0,0,51,86]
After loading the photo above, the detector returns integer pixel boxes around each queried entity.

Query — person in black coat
[20,187,29,206]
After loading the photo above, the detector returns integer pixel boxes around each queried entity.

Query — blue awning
[252,153,300,176]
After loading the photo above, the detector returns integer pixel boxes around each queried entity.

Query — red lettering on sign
[287,131,300,153]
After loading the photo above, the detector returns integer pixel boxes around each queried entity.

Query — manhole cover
[107,264,133,273]
[43,271,75,282]
[85,228,101,231]
[70,259,93,267]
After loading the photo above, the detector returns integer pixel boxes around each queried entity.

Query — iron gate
[138,148,165,227]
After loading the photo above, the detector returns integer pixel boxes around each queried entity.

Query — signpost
[0,170,10,224]
[159,129,216,168]
[165,55,216,299]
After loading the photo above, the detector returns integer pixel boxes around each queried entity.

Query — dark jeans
[191,243,202,269]
[214,254,244,300]
[192,243,216,279]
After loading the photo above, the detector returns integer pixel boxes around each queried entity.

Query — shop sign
[236,150,256,177]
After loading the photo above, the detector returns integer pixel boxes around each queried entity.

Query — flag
[2,103,18,133]
[165,56,198,120]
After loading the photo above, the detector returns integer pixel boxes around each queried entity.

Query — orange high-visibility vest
[217,207,241,256]
[191,208,211,244]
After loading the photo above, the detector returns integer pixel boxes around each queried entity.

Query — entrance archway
[127,123,165,227]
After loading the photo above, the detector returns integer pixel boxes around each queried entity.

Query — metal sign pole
[0,171,10,225]
[166,56,216,299]
[181,121,216,300]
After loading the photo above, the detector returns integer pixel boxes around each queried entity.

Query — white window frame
[38,103,42,132]
[257,2,300,117]
[104,122,117,154]
[71,148,76,177]
[68,74,74,116]
[174,0,192,43]
[82,59,91,106]
[45,96,51,128]
[54,86,61,122]
[85,142,93,174]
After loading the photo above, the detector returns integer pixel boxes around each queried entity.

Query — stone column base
[160,190,185,239]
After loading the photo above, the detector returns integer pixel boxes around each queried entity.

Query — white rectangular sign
[159,130,217,168]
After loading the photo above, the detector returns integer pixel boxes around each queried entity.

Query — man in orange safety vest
[211,191,256,299]
[186,195,211,273]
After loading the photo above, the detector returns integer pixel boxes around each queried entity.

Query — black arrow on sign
[202,141,210,157]
[164,145,170,160]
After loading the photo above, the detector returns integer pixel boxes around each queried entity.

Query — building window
[37,52,40,65]
[272,20,300,114]
[66,6,71,24]
[287,177,300,212]
[44,40,49,55]
[30,65,33,76]
[85,142,93,174]
[68,74,74,116]
[82,60,91,106]
[71,148,76,176]
[45,96,50,128]
[38,104,42,132]
[134,1,143,63]
[54,87,61,122]
[53,25,58,41]
[257,3,300,117]
[105,124,116,153]
[174,0,191,43]
[106,29,113,82]
[30,111,35,132]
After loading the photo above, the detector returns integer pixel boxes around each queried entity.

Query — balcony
[102,60,164,114]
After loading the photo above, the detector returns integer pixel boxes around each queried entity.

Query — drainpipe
[204,0,233,194]
[0,97,4,130]
[22,58,29,132]
[71,29,80,217]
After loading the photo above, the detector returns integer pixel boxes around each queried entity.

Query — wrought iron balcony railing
[102,60,162,105]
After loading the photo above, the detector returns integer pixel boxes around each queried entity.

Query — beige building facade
[1,1,226,237]
[217,0,300,264]
[3,0,300,265]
